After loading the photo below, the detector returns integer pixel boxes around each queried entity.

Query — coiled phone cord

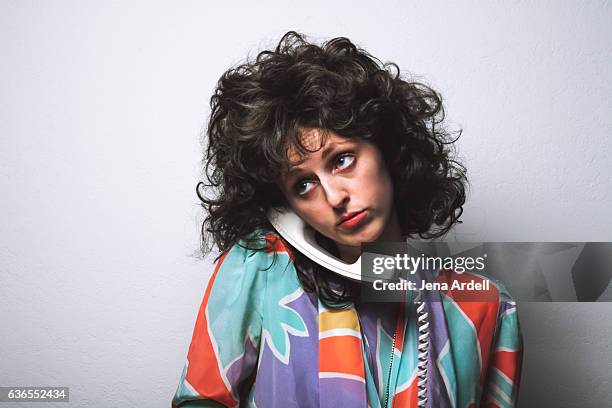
[383,291,430,408]
[415,291,429,407]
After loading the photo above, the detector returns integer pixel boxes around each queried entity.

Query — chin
[342,223,383,245]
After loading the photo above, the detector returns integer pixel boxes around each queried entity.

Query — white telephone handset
[267,206,363,281]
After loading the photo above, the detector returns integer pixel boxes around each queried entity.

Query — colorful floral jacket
[172,230,523,407]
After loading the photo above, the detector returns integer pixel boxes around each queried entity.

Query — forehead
[286,128,345,163]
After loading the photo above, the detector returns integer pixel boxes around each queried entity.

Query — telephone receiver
[267,207,363,281]
[267,207,408,282]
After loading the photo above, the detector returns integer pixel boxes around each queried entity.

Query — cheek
[359,158,393,199]
[373,176,393,210]
[288,199,325,227]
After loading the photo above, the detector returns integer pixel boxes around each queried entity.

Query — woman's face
[279,128,401,253]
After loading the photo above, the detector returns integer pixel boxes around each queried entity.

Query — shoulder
[211,229,297,287]
[203,229,293,322]
[226,228,295,259]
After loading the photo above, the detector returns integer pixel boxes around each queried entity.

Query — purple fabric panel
[253,291,319,408]
[355,301,396,389]
[319,377,368,408]
[225,335,259,401]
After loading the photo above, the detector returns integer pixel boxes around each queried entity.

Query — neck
[337,244,362,264]
[336,207,403,263]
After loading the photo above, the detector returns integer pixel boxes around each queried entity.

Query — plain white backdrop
[1,1,611,406]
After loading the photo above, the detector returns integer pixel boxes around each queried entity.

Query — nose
[320,176,349,209]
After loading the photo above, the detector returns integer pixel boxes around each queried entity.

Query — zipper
[355,303,398,408]
[384,323,398,408]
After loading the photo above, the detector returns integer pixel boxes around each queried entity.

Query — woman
[172,31,523,407]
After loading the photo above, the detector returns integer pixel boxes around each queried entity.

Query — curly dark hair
[197,31,467,305]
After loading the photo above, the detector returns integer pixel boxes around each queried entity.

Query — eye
[295,180,315,196]
[334,153,355,171]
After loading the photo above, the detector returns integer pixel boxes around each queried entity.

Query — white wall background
[1,1,611,406]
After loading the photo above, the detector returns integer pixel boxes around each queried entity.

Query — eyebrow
[287,141,351,174]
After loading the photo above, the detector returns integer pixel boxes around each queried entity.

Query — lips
[338,210,368,228]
